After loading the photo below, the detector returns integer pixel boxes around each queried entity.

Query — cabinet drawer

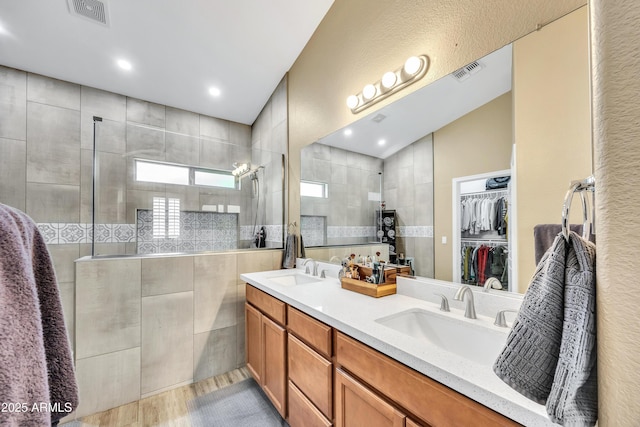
[335,368,405,427]
[288,381,332,427]
[288,334,333,419]
[246,284,286,325]
[287,306,332,358]
[335,332,520,427]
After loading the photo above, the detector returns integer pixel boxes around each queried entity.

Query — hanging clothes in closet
[461,243,509,288]
[460,192,509,237]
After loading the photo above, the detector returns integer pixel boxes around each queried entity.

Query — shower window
[136,161,189,185]
[301,180,328,198]
[135,159,238,190]
[194,169,236,189]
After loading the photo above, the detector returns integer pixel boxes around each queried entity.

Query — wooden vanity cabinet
[287,306,334,426]
[245,286,287,418]
[335,332,520,427]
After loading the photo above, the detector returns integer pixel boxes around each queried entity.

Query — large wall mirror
[300,6,591,293]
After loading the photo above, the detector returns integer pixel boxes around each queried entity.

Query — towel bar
[561,175,595,241]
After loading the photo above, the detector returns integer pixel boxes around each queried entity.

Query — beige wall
[288,0,586,226]
[591,0,640,424]
[433,92,513,281]
[513,6,591,291]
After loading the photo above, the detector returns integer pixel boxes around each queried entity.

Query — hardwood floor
[62,367,251,427]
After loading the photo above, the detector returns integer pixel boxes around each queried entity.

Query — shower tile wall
[0,65,288,418]
[300,144,383,245]
[382,133,435,277]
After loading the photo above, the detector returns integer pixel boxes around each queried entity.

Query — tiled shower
[0,64,288,418]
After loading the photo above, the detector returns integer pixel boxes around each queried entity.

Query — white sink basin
[375,308,508,365]
[268,272,323,287]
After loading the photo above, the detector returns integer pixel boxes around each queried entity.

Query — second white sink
[268,272,323,287]
[375,308,508,366]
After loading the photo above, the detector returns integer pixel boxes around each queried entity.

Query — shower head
[232,162,264,179]
[232,162,251,178]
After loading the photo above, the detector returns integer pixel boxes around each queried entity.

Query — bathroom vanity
[241,264,554,427]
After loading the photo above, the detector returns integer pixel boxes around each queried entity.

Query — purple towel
[0,203,79,425]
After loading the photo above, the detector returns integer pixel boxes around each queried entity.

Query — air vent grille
[452,60,484,82]
[68,0,109,26]
[372,113,387,123]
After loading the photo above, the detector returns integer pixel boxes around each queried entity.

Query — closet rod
[461,188,510,198]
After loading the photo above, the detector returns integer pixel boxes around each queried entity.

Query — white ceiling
[317,44,513,159]
[0,0,334,125]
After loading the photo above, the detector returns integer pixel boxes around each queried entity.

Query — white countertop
[241,267,559,427]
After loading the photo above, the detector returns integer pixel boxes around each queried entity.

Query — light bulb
[344,129,353,136]
[346,95,359,109]
[381,71,397,89]
[378,139,386,146]
[117,59,132,71]
[404,56,422,76]
[362,84,377,100]
[209,87,221,97]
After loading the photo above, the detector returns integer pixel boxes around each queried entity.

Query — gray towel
[534,224,595,265]
[282,233,297,269]
[0,203,79,425]
[493,231,597,426]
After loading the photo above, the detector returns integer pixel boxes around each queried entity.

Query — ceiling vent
[67,0,110,27]
[452,60,484,82]
[372,113,387,123]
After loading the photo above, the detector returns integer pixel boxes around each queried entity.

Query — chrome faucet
[329,255,342,264]
[303,258,319,276]
[434,293,450,312]
[453,285,477,319]
[494,309,518,327]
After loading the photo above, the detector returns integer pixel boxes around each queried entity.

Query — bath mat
[188,378,288,427]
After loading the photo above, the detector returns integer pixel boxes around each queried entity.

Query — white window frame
[301,180,329,198]
[135,159,239,190]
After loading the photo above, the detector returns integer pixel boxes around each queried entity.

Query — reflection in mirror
[300,6,591,293]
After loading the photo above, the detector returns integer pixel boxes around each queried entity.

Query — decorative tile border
[326,226,377,239]
[38,220,284,250]
[37,223,136,245]
[397,226,434,238]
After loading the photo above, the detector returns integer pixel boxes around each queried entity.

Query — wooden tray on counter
[340,277,397,298]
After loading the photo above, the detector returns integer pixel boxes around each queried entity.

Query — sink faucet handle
[494,309,518,328]
[434,293,450,312]
[305,265,311,274]
[320,269,326,278]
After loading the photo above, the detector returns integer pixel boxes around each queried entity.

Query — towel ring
[561,177,593,242]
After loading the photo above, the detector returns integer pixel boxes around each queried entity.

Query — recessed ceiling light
[378,139,386,146]
[117,59,132,71]
[209,87,221,97]
[344,129,353,136]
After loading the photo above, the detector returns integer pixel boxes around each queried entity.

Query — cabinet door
[289,380,332,427]
[335,368,405,427]
[263,314,287,418]
[245,302,263,383]
[288,334,333,419]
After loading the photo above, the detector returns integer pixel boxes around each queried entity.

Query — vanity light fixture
[346,55,429,114]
